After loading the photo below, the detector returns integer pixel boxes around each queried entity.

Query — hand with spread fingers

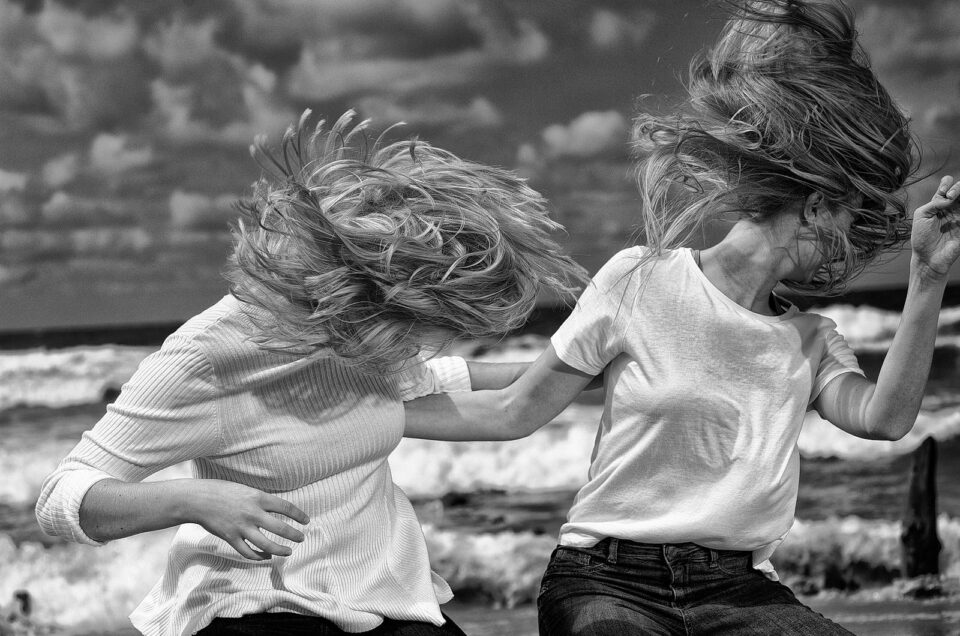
[189,479,309,561]
[911,175,960,280]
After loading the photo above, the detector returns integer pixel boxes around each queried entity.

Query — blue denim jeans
[537,539,853,635]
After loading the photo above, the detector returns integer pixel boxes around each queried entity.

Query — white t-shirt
[551,247,863,576]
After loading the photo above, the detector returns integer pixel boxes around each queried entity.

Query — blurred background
[2,1,960,634]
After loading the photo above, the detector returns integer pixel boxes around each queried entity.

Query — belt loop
[606,538,619,564]
[708,548,718,566]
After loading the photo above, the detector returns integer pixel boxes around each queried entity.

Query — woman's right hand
[78,478,309,560]
[185,479,310,560]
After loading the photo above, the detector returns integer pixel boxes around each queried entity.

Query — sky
[1,0,959,329]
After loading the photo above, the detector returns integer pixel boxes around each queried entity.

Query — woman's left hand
[911,175,960,279]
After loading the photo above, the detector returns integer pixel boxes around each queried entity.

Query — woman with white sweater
[36,111,586,636]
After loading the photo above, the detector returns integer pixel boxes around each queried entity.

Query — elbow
[875,424,911,442]
[864,414,914,442]
[498,391,538,441]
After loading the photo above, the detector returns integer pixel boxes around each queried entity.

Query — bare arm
[466,360,603,392]
[814,176,960,440]
[466,361,530,390]
[404,344,594,441]
[80,478,309,560]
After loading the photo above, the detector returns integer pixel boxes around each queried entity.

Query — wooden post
[901,436,941,577]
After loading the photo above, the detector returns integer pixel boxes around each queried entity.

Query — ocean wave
[774,515,960,596]
[0,346,151,411]
[798,408,960,459]
[2,515,957,629]
[816,304,960,351]
[2,304,960,412]
[3,400,957,508]
[390,405,598,498]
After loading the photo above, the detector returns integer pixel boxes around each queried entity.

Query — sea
[2,295,960,633]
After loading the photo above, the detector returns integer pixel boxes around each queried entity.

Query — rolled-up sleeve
[396,355,471,401]
[35,335,221,545]
[810,318,865,403]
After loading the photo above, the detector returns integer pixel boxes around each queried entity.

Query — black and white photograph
[2,1,960,634]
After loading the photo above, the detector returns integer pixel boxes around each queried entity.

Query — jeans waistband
[580,538,753,567]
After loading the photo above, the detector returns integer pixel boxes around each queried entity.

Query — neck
[697,217,799,315]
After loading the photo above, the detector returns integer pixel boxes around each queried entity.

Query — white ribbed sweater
[35,295,471,636]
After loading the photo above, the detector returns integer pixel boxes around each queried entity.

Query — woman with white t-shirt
[403,1,960,633]
[36,111,586,636]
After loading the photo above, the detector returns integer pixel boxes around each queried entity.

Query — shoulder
[591,245,685,291]
[136,296,251,391]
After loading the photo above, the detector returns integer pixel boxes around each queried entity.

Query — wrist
[163,479,199,525]
[910,255,950,288]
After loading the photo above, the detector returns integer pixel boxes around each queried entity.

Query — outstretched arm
[404,344,594,441]
[815,176,960,440]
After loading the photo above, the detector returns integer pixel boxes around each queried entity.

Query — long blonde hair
[633,0,917,293]
[226,110,587,371]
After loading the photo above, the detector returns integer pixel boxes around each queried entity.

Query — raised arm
[404,343,594,441]
[814,176,960,440]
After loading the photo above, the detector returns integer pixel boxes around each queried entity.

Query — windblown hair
[226,110,587,371]
[632,0,917,293]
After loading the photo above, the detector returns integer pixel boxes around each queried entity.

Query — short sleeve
[550,249,640,375]
[396,355,471,401]
[35,334,221,545]
[810,317,865,402]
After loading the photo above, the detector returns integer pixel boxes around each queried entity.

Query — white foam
[391,405,598,497]
[816,304,960,351]
[0,346,151,410]
[4,515,958,629]
[799,407,960,459]
[777,515,960,580]
[0,530,175,631]
[5,400,958,508]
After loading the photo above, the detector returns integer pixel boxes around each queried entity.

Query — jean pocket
[550,547,610,573]
[715,553,752,576]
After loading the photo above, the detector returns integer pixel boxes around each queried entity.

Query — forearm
[405,344,594,441]
[404,387,533,441]
[865,260,947,438]
[466,361,530,390]
[79,478,196,542]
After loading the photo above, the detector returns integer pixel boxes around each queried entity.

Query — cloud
[149,63,294,145]
[35,2,139,60]
[0,193,30,226]
[541,110,629,159]
[0,263,32,286]
[588,8,656,50]
[41,153,79,188]
[0,169,28,192]
[89,134,154,177]
[0,0,153,128]
[855,2,960,74]
[69,227,153,256]
[355,95,503,130]
[40,191,142,226]
[285,4,549,101]
[142,16,221,78]
[169,189,237,230]
[0,227,152,260]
